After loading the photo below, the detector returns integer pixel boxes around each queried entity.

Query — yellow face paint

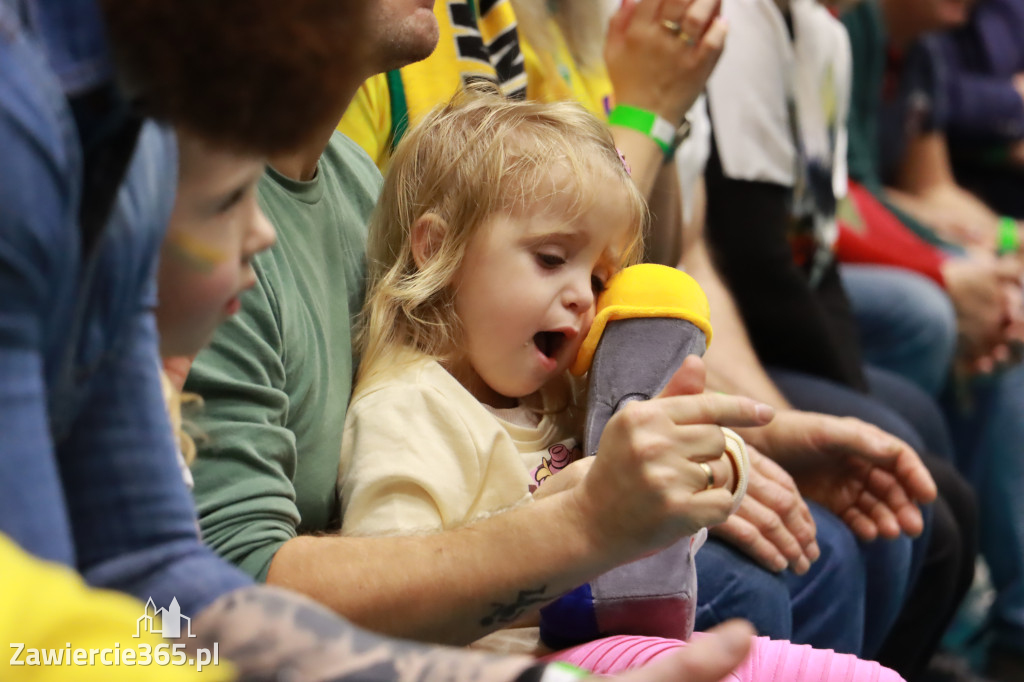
[165,231,230,273]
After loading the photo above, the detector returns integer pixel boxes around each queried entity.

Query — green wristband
[608,104,676,157]
[515,662,588,682]
[998,216,1020,255]
[540,663,589,682]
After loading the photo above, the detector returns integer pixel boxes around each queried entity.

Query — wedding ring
[661,18,683,36]
[698,462,715,490]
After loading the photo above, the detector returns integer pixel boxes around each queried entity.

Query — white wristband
[721,428,750,514]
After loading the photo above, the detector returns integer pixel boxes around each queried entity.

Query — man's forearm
[193,585,534,682]
[885,188,946,229]
[920,183,1000,231]
[266,492,621,646]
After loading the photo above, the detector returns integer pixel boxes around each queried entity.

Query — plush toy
[539,263,749,650]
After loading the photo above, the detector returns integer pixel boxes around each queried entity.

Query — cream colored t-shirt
[339,353,582,536]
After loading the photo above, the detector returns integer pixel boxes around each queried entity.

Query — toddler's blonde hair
[358,88,647,382]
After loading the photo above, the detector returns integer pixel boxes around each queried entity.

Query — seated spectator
[935,0,1024,219]
[842,0,1024,678]
[844,0,1023,253]
[701,0,978,676]
[835,180,1008,388]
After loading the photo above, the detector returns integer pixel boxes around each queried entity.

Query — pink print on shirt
[529,441,583,492]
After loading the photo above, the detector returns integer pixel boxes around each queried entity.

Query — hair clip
[616,147,631,177]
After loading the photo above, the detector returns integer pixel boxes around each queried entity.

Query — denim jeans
[771,366,975,678]
[945,366,1024,652]
[841,262,1024,651]
[840,264,957,397]
[695,501,868,655]
[693,368,938,658]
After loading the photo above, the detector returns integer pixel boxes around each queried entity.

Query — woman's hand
[606,0,728,125]
[573,356,774,557]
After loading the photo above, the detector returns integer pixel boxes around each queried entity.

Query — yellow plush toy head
[571,264,713,376]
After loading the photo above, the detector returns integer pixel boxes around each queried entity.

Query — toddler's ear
[411,213,449,270]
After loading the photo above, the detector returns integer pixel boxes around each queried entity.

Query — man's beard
[373,11,441,73]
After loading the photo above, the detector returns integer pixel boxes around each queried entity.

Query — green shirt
[187,132,381,580]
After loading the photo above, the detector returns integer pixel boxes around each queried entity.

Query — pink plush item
[546,633,906,682]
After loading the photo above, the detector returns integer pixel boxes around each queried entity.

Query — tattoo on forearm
[480,586,550,628]
[191,586,532,682]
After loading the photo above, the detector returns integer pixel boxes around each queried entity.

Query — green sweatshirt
[186,132,381,580]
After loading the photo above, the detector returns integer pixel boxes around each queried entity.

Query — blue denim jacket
[0,0,250,615]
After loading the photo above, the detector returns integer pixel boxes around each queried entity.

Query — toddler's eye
[591,275,607,294]
[536,252,566,268]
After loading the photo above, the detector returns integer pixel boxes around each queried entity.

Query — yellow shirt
[0,534,233,680]
[338,2,613,170]
[522,17,613,119]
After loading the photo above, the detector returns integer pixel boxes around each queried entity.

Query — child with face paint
[153,131,276,478]
[157,132,277,360]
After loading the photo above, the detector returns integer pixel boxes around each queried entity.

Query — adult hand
[740,410,937,541]
[709,445,819,574]
[1010,139,1024,167]
[532,457,594,501]
[605,0,728,126]
[1013,72,1024,108]
[941,256,1006,364]
[996,273,1024,367]
[928,212,993,249]
[574,356,774,557]
[954,255,1024,373]
[1002,275,1024,343]
[610,620,755,682]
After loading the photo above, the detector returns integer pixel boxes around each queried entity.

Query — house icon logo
[135,597,196,639]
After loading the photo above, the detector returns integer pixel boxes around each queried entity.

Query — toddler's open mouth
[533,331,567,360]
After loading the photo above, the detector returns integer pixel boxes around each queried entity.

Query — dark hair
[99,0,371,155]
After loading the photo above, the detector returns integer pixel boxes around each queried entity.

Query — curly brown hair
[99,0,373,155]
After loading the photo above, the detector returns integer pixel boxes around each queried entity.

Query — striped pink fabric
[547,633,905,682]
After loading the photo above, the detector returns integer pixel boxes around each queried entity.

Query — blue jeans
[695,501,868,655]
[840,264,957,397]
[841,263,1023,651]
[772,366,975,677]
[694,369,930,658]
[945,366,1024,652]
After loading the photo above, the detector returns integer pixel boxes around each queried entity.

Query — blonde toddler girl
[339,91,902,682]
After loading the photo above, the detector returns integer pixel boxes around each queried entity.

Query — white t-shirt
[339,353,582,535]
